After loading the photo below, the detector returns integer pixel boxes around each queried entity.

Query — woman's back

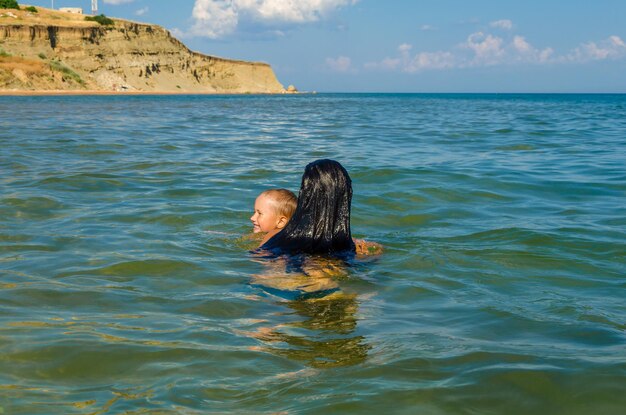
[261,159,356,256]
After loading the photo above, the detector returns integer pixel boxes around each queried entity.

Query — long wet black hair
[261,159,356,256]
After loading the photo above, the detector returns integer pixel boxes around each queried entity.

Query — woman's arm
[353,238,383,256]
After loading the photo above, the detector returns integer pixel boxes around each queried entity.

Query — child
[250,188,297,246]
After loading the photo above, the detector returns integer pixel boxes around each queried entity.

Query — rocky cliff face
[0,9,285,93]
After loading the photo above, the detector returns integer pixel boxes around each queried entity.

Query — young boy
[250,188,297,246]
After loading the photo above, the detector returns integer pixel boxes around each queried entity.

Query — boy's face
[250,194,286,233]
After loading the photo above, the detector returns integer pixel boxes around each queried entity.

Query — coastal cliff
[0,7,286,93]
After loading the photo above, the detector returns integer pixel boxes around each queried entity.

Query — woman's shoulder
[353,238,383,256]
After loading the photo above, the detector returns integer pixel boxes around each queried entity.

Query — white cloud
[421,25,435,31]
[189,0,359,38]
[612,35,626,47]
[399,43,455,72]
[190,0,239,38]
[135,7,148,16]
[566,35,626,62]
[103,0,135,4]
[512,35,531,53]
[365,57,400,71]
[407,51,456,72]
[511,35,553,63]
[398,43,412,54]
[365,44,406,71]
[326,56,353,72]
[170,28,186,39]
[366,43,456,72]
[463,31,505,66]
[366,29,626,73]
[460,31,555,66]
[490,19,513,30]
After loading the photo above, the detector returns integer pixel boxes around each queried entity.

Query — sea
[1,93,625,414]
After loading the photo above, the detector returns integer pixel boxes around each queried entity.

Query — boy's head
[250,188,297,234]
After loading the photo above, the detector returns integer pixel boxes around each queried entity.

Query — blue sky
[27,0,626,92]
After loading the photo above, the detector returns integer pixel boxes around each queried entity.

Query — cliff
[0,7,286,93]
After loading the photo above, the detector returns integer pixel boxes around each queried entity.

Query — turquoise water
[1,93,625,414]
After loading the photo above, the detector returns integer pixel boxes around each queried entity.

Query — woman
[249,161,369,364]
[261,159,356,256]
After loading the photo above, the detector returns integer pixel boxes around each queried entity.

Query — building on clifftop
[59,8,83,14]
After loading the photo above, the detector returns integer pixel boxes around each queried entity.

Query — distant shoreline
[0,90,299,96]
[1,90,622,96]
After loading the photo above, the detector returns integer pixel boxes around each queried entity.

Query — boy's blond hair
[261,188,297,219]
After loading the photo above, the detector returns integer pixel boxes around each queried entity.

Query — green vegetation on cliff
[85,14,114,26]
[0,0,19,10]
[49,59,84,84]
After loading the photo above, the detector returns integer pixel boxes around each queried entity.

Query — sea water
[0,94,625,414]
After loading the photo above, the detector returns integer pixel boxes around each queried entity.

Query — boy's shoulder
[242,232,264,242]
[240,232,265,250]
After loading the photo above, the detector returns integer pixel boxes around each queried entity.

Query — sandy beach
[0,89,292,96]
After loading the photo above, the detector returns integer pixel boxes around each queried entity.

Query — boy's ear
[276,216,289,229]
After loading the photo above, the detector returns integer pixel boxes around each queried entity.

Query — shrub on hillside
[49,59,84,85]
[85,14,114,26]
[0,0,19,10]
[25,6,38,13]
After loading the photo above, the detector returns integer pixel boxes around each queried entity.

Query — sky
[25,0,626,92]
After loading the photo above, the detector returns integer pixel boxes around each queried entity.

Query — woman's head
[261,159,355,256]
